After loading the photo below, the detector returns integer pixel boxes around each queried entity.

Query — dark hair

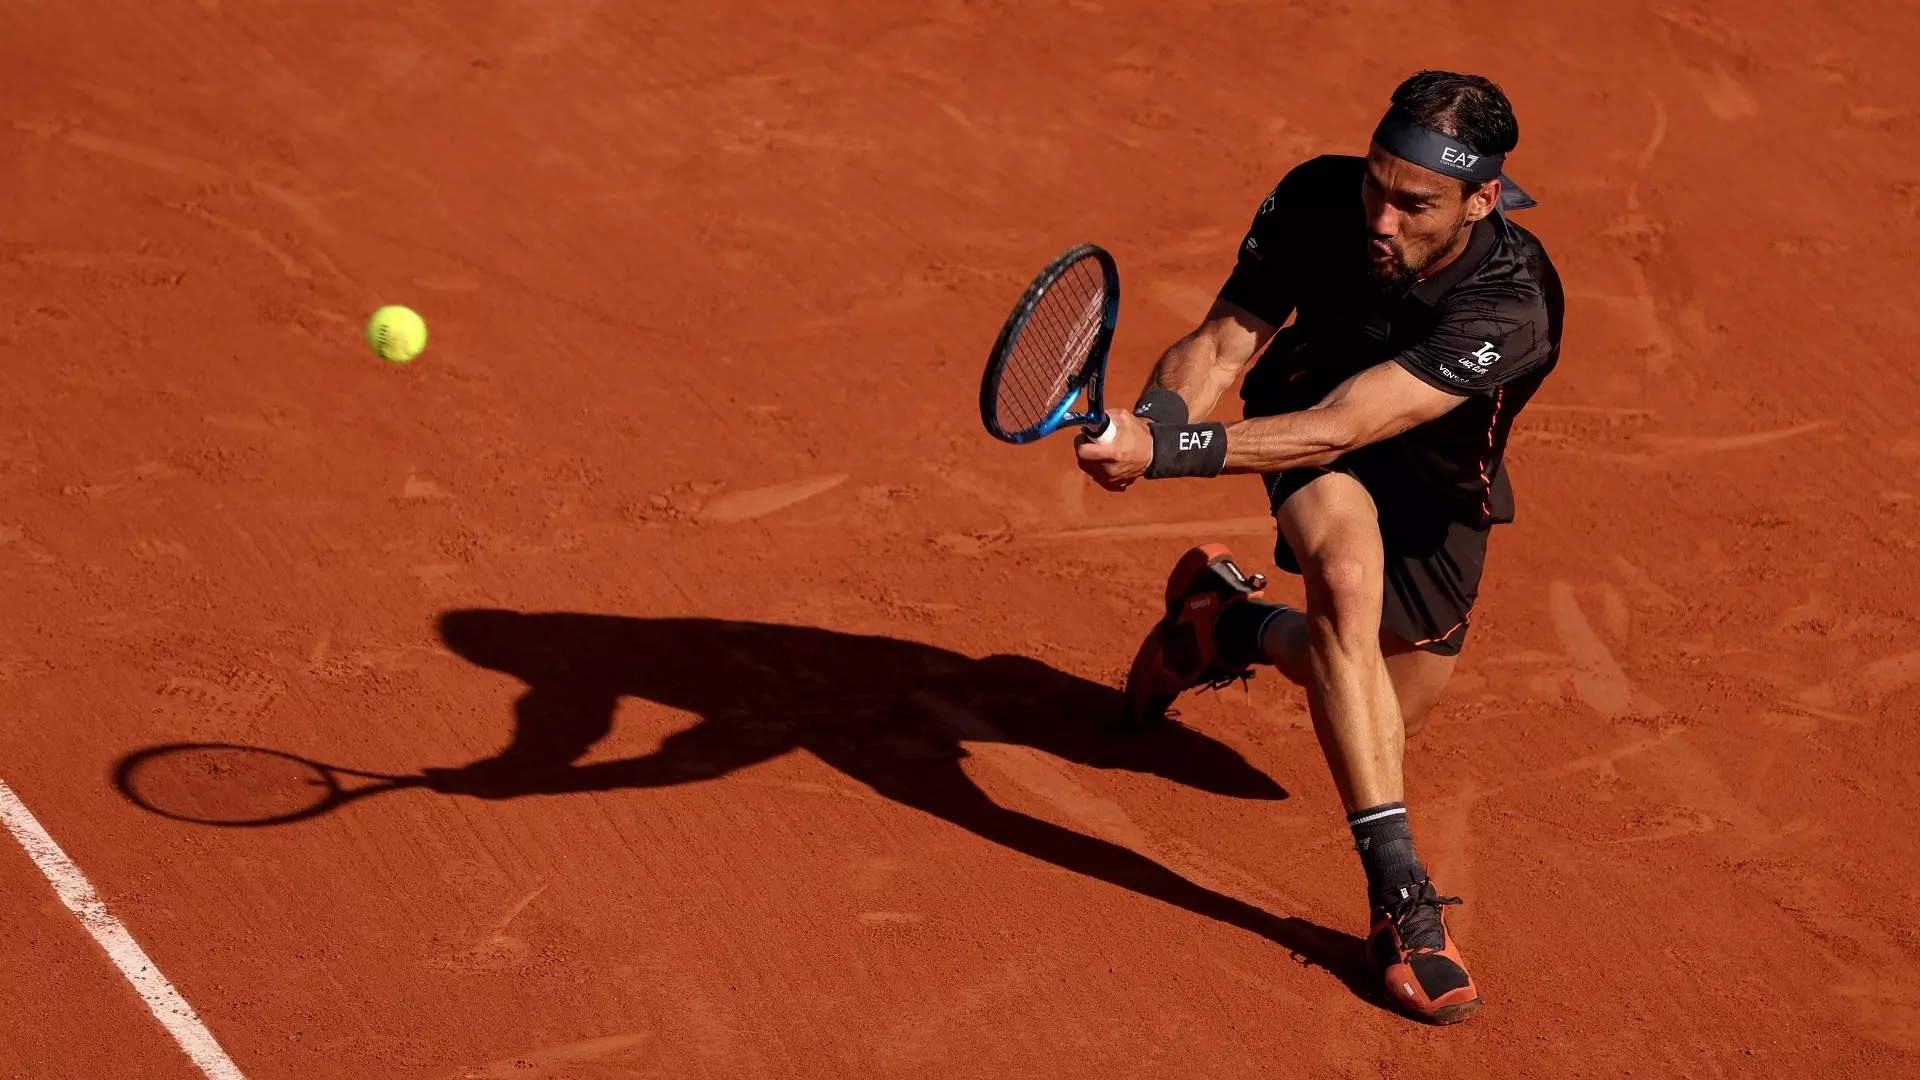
[1390,70,1519,159]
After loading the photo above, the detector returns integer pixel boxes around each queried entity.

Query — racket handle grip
[1086,416,1117,444]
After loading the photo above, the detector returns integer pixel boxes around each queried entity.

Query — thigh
[1275,470,1393,638]
[1274,469,1385,575]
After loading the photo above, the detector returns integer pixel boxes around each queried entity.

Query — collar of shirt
[1406,212,1502,308]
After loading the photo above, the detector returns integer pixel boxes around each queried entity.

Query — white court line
[0,777,246,1080]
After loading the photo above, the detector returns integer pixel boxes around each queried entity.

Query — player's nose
[1366,205,1401,240]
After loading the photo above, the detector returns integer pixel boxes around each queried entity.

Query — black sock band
[1214,599,1283,668]
[1144,422,1228,479]
[1348,802,1427,900]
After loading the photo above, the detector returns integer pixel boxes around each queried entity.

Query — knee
[1305,556,1380,644]
[1316,555,1372,597]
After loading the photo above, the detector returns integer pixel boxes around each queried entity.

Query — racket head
[980,244,1120,444]
[114,742,412,827]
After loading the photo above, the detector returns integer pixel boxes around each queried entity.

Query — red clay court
[4,1,1919,1076]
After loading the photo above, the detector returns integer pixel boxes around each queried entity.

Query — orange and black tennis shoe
[1121,544,1271,729]
[1369,878,1481,1024]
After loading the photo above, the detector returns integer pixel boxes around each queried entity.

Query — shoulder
[1267,155,1364,209]
[1494,217,1563,316]
[1441,218,1561,330]
[1283,154,1365,189]
[1241,155,1362,255]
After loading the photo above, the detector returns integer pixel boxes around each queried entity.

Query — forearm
[1219,410,1354,474]
[1124,357,1466,484]
[1216,361,1461,474]
[1144,333,1240,421]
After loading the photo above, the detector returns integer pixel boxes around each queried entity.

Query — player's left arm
[1219,289,1549,473]
[1099,278,1553,482]
[1218,361,1464,474]
[1220,278,1552,473]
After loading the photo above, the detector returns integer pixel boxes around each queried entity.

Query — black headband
[1371,109,1505,183]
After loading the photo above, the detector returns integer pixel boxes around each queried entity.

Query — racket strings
[1010,261,1102,417]
[996,257,1108,432]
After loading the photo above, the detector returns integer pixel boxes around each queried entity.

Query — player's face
[1360,145,1489,287]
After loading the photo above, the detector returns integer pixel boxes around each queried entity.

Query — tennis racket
[980,243,1120,445]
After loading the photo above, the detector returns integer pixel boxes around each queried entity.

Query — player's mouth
[1368,238,1398,263]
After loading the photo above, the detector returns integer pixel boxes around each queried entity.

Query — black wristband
[1145,422,1228,479]
[1132,388,1189,427]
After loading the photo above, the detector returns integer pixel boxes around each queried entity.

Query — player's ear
[1463,179,1500,223]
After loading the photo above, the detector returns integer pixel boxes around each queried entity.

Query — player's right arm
[1135,168,1308,423]
[1082,168,1310,489]
[1141,299,1276,422]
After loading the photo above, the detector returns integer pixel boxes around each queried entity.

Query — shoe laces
[1200,668,1253,694]
[1383,880,1461,953]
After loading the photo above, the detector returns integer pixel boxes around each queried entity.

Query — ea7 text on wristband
[1144,422,1228,479]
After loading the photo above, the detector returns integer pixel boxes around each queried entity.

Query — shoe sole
[1427,998,1481,1025]
[1119,542,1268,732]
[1161,542,1246,610]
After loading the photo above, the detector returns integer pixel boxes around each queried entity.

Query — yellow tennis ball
[366,305,427,363]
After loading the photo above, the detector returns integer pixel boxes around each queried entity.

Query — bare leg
[1380,640,1456,738]
[1271,472,1405,813]
[1252,479,1482,1021]
[1260,615,1458,739]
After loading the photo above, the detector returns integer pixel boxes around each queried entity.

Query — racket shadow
[112,611,1376,1002]
[113,743,425,827]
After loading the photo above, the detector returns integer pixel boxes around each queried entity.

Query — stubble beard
[1368,212,1470,291]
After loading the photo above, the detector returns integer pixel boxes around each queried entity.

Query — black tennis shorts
[1263,466,1489,656]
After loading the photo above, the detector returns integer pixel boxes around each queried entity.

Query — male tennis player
[1075,71,1562,1024]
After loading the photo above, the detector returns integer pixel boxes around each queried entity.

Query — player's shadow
[427,609,1370,991]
